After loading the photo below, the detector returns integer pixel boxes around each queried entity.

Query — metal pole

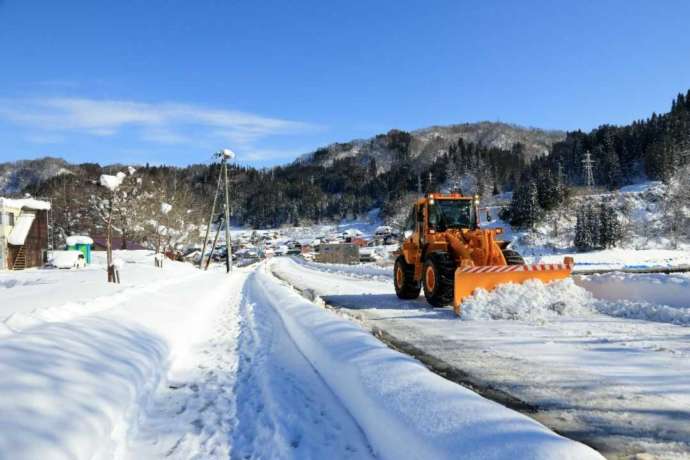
[199,168,223,268]
[223,160,232,272]
[205,214,223,270]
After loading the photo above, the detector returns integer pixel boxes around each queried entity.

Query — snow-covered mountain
[0,157,73,195]
[297,121,565,172]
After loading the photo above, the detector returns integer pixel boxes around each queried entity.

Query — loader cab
[427,197,478,231]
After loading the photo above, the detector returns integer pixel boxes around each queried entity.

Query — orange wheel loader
[393,193,573,316]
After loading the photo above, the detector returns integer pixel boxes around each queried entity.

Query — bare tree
[92,168,142,282]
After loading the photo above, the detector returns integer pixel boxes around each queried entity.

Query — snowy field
[271,256,690,459]
[0,252,602,459]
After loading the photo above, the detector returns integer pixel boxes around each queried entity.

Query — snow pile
[99,171,126,191]
[461,275,690,326]
[576,272,690,308]
[254,270,603,460]
[574,272,690,326]
[65,235,93,246]
[48,250,84,269]
[462,279,595,321]
[593,298,690,326]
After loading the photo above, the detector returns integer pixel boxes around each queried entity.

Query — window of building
[8,212,14,226]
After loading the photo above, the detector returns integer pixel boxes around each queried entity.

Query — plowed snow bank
[461,279,595,321]
[462,277,690,326]
[576,272,690,309]
[257,270,603,460]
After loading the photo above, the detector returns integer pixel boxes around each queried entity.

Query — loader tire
[423,252,455,308]
[502,249,525,265]
[394,256,421,300]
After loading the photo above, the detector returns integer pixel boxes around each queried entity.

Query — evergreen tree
[508,177,541,229]
[574,204,601,251]
[598,202,622,248]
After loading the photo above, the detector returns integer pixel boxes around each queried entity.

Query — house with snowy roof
[0,197,51,270]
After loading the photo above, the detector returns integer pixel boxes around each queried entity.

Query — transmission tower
[557,162,565,185]
[582,151,595,190]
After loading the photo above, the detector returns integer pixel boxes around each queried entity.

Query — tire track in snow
[127,272,244,460]
[130,268,374,459]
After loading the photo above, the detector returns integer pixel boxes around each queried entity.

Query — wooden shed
[0,197,50,270]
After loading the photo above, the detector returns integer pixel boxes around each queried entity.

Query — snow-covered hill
[486,181,690,257]
[297,121,565,172]
[0,157,73,195]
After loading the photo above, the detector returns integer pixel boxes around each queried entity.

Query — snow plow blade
[453,258,574,316]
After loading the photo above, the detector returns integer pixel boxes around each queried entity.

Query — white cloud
[241,147,309,163]
[0,97,316,147]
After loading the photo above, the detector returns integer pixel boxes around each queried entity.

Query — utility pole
[199,169,223,269]
[200,148,236,273]
[222,150,233,273]
[582,151,595,191]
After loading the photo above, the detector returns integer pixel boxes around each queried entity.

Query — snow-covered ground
[531,248,690,272]
[271,256,690,459]
[0,251,603,459]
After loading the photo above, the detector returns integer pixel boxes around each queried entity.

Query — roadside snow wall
[0,316,166,460]
[253,270,603,460]
[0,270,234,460]
[575,272,690,310]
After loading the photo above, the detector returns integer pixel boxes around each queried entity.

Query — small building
[314,243,360,264]
[0,197,51,270]
[66,235,93,264]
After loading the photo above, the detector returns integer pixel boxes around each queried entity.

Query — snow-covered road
[129,269,374,460]
[0,252,602,460]
[272,256,690,459]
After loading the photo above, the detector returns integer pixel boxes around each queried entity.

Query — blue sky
[1,1,690,167]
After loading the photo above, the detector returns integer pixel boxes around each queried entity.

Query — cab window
[404,207,416,232]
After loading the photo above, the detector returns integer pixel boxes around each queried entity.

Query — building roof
[0,197,51,211]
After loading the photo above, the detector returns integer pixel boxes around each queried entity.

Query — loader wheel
[394,256,421,299]
[423,252,455,308]
[502,249,525,265]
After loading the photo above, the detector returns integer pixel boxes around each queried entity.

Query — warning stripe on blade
[457,264,571,273]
